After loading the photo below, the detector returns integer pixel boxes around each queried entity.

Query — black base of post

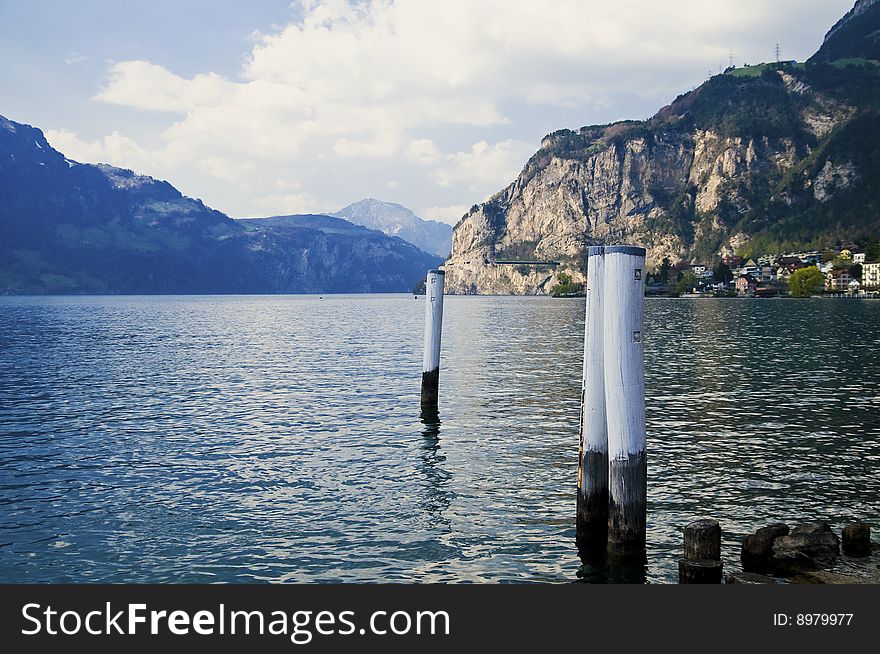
[608,452,647,557]
[576,450,608,553]
[679,559,723,583]
[420,368,439,411]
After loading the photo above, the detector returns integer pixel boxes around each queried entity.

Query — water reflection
[418,409,453,529]
[576,548,648,584]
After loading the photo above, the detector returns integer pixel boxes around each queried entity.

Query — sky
[0,0,856,223]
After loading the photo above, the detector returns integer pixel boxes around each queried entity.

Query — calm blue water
[0,295,878,583]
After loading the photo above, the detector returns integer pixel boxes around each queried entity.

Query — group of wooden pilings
[419,246,648,557]
[577,245,648,558]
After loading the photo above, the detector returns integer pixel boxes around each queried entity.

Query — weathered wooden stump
[842,521,871,557]
[679,518,722,583]
[684,519,722,561]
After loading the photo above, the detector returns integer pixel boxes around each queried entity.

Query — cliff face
[445,2,880,294]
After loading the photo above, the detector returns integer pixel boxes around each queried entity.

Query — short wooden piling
[679,519,723,583]
[603,245,647,556]
[842,521,871,557]
[577,246,608,550]
[421,269,445,411]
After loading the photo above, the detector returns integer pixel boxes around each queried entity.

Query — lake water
[1,295,878,583]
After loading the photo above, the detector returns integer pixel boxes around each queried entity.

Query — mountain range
[445,0,880,294]
[3,1,878,296]
[0,116,441,294]
[334,199,452,258]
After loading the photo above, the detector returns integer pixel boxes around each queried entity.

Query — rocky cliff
[445,1,880,294]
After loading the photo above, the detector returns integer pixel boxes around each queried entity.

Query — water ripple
[0,295,878,582]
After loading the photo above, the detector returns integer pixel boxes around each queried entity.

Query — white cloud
[406,138,439,164]
[431,140,533,192]
[421,204,471,225]
[252,191,334,216]
[65,53,88,66]
[46,0,854,218]
[95,61,234,112]
[45,128,156,171]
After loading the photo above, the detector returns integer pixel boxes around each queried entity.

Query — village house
[755,265,776,284]
[853,252,866,264]
[825,268,852,291]
[863,262,880,290]
[741,259,760,277]
[776,258,805,283]
[735,274,757,296]
[795,251,821,266]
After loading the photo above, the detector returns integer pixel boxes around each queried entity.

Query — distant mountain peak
[333,198,452,258]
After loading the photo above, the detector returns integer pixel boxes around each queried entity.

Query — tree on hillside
[551,271,583,297]
[789,266,825,297]
[674,271,700,295]
[850,263,863,280]
[865,238,880,262]
[658,257,672,280]
[713,261,733,283]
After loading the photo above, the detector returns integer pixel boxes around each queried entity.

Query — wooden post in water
[577,246,608,550]
[603,245,647,557]
[679,519,723,583]
[421,269,445,412]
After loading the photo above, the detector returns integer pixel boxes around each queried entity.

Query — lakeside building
[854,252,866,264]
[735,274,757,296]
[776,259,805,283]
[825,268,852,291]
[741,259,760,277]
[863,262,880,290]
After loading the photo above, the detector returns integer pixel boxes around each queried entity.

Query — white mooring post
[603,245,647,556]
[421,269,445,412]
[577,246,608,550]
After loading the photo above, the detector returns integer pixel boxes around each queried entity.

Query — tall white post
[603,245,647,556]
[577,246,608,550]
[421,269,445,412]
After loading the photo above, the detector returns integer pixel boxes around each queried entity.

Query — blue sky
[0,0,856,222]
